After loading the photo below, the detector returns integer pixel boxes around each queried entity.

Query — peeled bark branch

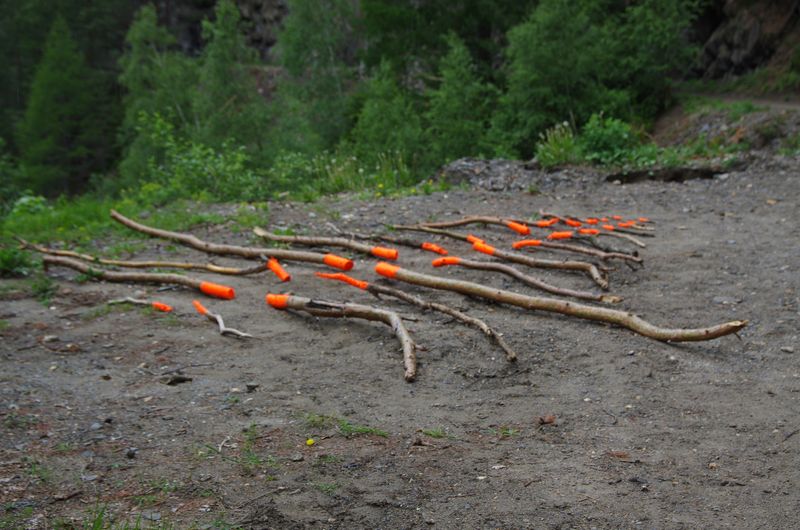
[43,256,236,299]
[374,264,747,342]
[110,210,354,270]
[253,227,398,260]
[267,294,416,381]
[432,257,620,304]
[19,238,267,275]
[192,300,252,338]
[315,272,517,361]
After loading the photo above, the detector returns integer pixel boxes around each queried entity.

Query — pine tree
[16,17,96,196]
[425,33,495,164]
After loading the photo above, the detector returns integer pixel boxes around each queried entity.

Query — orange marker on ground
[585,218,599,225]
[512,239,542,249]
[535,218,559,228]
[564,219,582,228]
[432,256,461,267]
[199,281,235,300]
[371,246,399,260]
[267,258,291,282]
[602,224,615,231]
[375,262,400,278]
[192,299,208,315]
[265,293,289,309]
[323,253,354,271]
[421,242,448,255]
[466,234,484,244]
[578,228,600,235]
[472,241,496,255]
[505,221,530,235]
[612,215,623,220]
[547,231,574,240]
[152,301,173,312]
[315,272,369,290]
[638,217,650,223]
[617,221,635,228]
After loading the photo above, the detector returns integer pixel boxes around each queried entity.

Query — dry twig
[266,293,417,381]
[253,227,398,260]
[315,272,517,361]
[374,263,747,342]
[192,300,252,338]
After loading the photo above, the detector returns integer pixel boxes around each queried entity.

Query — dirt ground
[1,152,799,529]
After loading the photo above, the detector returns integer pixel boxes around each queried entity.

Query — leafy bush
[0,248,33,277]
[578,114,639,165]
[535,122,580,168]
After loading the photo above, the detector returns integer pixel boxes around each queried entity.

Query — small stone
[780,346,795,353]
[80,474,98,482]
[246,382,259,393]
[42,335,59,343]
[140,511,161,521]
[290,453,304,462]
[81,450,95,458]
[90,422,102,431]
[126,447,138,459]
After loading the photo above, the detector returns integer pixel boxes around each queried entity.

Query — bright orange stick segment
[466,234,484,244]
[192,299,208,315]
[472,241,496,255]
[578,228,600,235]
[602,224,615,231]
[432,256,461,267]
[617,221,635,228]
[267,257,291,282]
[505,221,530,235]
[152,301,173,313]
[371,246,399,260]
[375,262,400,278]
[585,218,599,225]
[601,217,609,222]
[564,219,582,228]
[421,242,448,255]
[199,281,235,300]
[612,215,623,220]
[535,218,559,228]
[315,271,369,290]
[323,253,354,271]
[265,293,289,309]
[512,239,542,249]
[638,217,650,223]
[547,231,574,240]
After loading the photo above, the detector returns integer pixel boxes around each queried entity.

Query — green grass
[421,427,447,439]
[30,273,56,305]
[314,482,339,495]
[0,247,33,277]
[337,419,388,438]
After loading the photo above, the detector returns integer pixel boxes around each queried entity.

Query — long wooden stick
[110,210,354,269]
[393,225,609,289]
[18,238,267,275]
[514,239,642,263]
[315,272,517,361]
[431,257,620,304]
[253,227,398,260]
[267,294,417,381]
[44,255,207,290]
[374,263,746,342]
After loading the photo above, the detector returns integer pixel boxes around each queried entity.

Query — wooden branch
[374,263,747,342]
[513,239,642,263]
[315,272,517,361]
[538,209,655,233]
[417,215,531,235]
[324,225,450,255]
[110,210,354,270]
[266,294,416,381]
[43,256,236,299]
[18,238,267,275]
[253,227,398,260]
[192,300,252,338]
[431,257,621,304]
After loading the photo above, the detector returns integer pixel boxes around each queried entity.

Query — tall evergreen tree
[16,17,99,196]
[425,33,495,164]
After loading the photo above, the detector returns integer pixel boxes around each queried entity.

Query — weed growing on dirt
[315,482,339,495]
[58,504,177,529]
[0,505,34,529]
[54,442,76,453]
[421,428,447,439]
[30,273,56,305]
[488,426,519,438]
[3,412,36,429]
[228,203,269,234]
[337,419,388,438]
[23,458,51,483]
[0,320,7,330]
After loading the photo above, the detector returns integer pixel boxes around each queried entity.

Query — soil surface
[1,152,799,529]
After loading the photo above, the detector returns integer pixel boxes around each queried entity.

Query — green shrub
[535,122,580,168]
[0,248,33,277]
[578,114,639,165]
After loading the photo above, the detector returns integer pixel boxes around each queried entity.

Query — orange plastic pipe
[199,281,235,300]
[421,242,448,255]
[267,258,291,282]
[323,254,354,271]
[266,293,289,309]
[152,301,173,312]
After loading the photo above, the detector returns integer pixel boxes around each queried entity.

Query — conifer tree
[16,16,96,195]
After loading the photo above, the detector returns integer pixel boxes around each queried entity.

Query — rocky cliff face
[694,0,799,78]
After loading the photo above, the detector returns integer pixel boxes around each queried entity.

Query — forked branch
[266,294,417,381]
